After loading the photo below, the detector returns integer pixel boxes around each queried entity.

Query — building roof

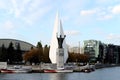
[0,39,35,51]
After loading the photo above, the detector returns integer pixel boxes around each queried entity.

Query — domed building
[0,39,35,51]
[0,39,36,64]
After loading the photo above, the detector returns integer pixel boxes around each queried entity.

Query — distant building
[68,47,79,53]
[106,44,120,64]
[83,40,107,62]
[83,40,120,64]
[84,40,100,58]
[68,46,84,54]
[0,39,35,51]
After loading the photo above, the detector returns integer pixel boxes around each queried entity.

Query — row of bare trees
[67,52,89,63]
[23,42,89,64]
[23,42,51,64]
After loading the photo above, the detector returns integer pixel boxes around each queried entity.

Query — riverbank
[95,63,120,69]
[3,63,120,73]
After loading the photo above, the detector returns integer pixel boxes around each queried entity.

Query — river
[0,67,120,80]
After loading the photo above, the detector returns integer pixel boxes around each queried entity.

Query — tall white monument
[49,13,68,64]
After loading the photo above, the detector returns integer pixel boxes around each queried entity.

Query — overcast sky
[0,0,120,46]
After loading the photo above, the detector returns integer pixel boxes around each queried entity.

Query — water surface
[0,67,120,80]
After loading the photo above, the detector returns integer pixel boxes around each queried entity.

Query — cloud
[0,0,6,9]
[80,5,120,20]
[62,16,70,23]
[93,27,105,35]
[2,20,15,30]
[65,30,80,36]
[98,4,120,20]
[11,0,19,17]
[98,15,113,20]
[96,0,120,5]
[105,33,120,44]
[0,0,52,25]
[63,0,84,12]
[106,33,120,40]
[28,0,46,11]
[111,5,120,14]
[23,6,52,25]
[80,9,97,16]
[20,0,52,25]
[0,20,33,42]
[0,20,17,38]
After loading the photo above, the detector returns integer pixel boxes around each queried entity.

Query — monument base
[56,48,64,69]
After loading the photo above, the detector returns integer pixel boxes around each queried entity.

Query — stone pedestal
[56,48,64,69]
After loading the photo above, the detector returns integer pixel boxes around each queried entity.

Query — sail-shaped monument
[49,13,68,64]
[44,13,73,73]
